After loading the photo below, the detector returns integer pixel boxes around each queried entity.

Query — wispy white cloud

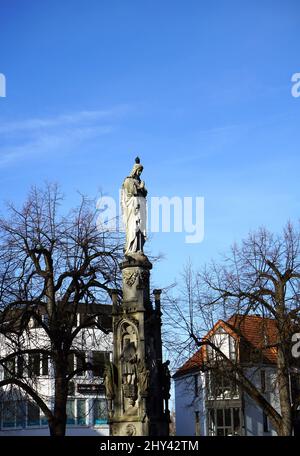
[0,105,130,167]
[0,105,130,135]
[0,125,113,167]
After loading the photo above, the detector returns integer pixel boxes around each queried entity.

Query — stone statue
[103,362,115,399]
[120,338,137,385]
[160,360,171,414]
[103,361,115,418]
[161,360,171,399]
[137,360,150,395]
[121,157,147,256]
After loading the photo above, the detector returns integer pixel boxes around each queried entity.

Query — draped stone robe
[121,176,147,255]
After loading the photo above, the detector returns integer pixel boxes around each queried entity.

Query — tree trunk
[277,345,293,435]
[49,415,67,437]
[49,363,68,436]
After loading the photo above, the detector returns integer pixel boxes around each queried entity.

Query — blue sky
[0,0,300,288]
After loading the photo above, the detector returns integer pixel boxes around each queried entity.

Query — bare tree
[0,184,123,436]
[164,224,300,436]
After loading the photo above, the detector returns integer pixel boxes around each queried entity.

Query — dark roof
[0,302,113,332]
[76,303,112,331]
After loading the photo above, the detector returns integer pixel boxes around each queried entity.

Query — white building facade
[0,303,113,436]
[174,315,290,436]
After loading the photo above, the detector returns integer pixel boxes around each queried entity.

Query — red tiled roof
[226,314,278,363]
[173,347,205,378]
[174,314,278,378]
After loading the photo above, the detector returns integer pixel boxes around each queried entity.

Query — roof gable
[174,314,278,378]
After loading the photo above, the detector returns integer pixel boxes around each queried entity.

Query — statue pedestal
[109,255,170,436]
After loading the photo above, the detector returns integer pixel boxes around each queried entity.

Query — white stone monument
[108,157,170,436]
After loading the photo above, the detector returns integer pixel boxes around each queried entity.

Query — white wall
[174,372,205,436]
[243,367,278,436]
[174,365,280,436]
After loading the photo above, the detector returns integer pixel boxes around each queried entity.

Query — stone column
[109,253,169,436]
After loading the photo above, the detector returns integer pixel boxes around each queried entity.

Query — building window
[17,356,24,378]
[68,380,75,396]
[228,336,236,360]
[16,401,26,427]
[77,399,86,425]
[41,354,49,376]
[67,353,75,375]
[263,411,269,433]
[67,352,86,376]
[66,399,87,426]
[261,370,266,393]
[66,399,76,425]
[195,411,200,435]
[93,398,108,425]
[2,401,14,428]
[194,374,199,397]
[1,401,26,428]
[1,401,48,428]
[28,353,40,377]
[79,313,96,326]
[208,407,241,436]
[3,358,15,379]
[207,371,238,399]
[76,352,85,376]
[40,412,48,426]
[27,402,40,426]
[92,352,109,377]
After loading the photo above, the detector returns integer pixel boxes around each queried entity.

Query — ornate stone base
[110,417,170,437]
[110,254,169,437]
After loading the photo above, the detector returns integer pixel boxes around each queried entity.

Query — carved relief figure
[120,324,138,406]
[137,359,150,395]
[120,338,137,385]
[160,360,171,414]
[161,360,171,399]
[103,362,115,398]
[126,423,136,436]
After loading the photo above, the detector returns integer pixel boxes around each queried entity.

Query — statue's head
[129,156,143,177]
